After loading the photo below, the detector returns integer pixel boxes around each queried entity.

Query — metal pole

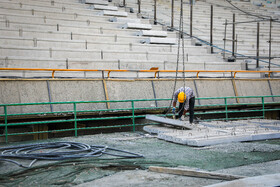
[138,0,141,14]
[132,101,135,132]
[74,103,77,137]
[171,0,174,28]
[269,18,272,71]
[256,22,260,69]
[123,0,126,7]
[190,0,193,37]
[235,34,238,54]
[232,14,235,57]
[225,98,228,121]
[262,97,265,119]
[4,106,8,143]
[223,19,227,59]
[154,0,157,25]
[210,5,213,54]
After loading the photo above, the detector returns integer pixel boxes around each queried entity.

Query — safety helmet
[178,92,186,103]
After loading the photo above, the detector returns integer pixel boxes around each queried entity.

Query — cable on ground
[0,142,144,168]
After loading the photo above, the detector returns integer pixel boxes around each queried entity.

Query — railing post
[4,106,8,143]
[154,0,157,25]
[210,5,213,54]
[190,0,193,37]
[131,101,135,132]
[223,19,227,59]
[138,0,141,14]
[256,22,260,69]
[262,97,265,119]
[224,98,228,121]
[74,103,78,137]
[232,14,235,57]
[171,0,174,28]
[268,18,272,71]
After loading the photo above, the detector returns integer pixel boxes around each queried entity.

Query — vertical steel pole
[232,14,235,57]
[138,0,141,14]
[262,97,265,119]
[171,0,174,28]
[190,0,193,37]
[132,101,135,132]
[74,103,77,137]
[223,19,227,59]
[210,5,213,54]
[123,0,126,7]
[4,106,8,143]
[224,98,228,121]
[256,22,260,69]
[154,0,157,25]
[269,18,272,71]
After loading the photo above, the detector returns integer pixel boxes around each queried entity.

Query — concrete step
[98,10,128,17]
[0,45,223,62]
[0,1,103,15]
[137,30,168,37]
[141,37,177,45]
[0,20,162,36]
[122,22,152,30]
[83,0,109,6]
[91,5,118,11]
[0,36,204,53]
[109,17,142,23]
[0,27,178,43]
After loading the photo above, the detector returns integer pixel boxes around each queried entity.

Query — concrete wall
[0,78,280,115]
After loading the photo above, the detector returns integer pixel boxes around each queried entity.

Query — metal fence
[0,95,279,143]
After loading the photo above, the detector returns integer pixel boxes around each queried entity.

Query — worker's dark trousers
[178,97,195,123]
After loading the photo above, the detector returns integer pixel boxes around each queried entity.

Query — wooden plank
[149,166,244,181]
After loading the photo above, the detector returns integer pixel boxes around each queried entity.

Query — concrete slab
[141,37,177,45]
[92,5,118,11]
[105,80,155,109]
[109,17,142,23]
[99,10,128,17]
[83,0,109,5]
[0,81,50,114]
[49,80,106,112]
[144,119,280,147]
[122,23,152,30]
[205,173,280,187]
[137,30,168,37]
[146,115,194,129]
[194,79,236,105]
[234,80,273,103]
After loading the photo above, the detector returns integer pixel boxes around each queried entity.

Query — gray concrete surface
[0,79,279,114]
[205,173,280,187]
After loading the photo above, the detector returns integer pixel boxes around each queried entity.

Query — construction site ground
[1,121,280,186]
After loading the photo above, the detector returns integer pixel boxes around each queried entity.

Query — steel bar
[171,0,174,28]
[154,0,157,25]
[210,5,213,54]
[190,0,193,37]
[232,14,235,57]
[269,18,272,71]
[223,19,227,59]
[256,22,260,68]
[138,0,141,13]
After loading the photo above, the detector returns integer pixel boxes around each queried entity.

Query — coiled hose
[0,142,144,168]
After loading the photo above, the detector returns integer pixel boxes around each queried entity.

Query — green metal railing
[0,95,279,143]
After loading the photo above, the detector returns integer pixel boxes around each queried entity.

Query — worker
[172,87,195,123]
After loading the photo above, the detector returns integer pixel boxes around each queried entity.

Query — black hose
[0,142,143,168]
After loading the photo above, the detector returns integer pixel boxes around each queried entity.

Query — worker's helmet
[178,92,186,103]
